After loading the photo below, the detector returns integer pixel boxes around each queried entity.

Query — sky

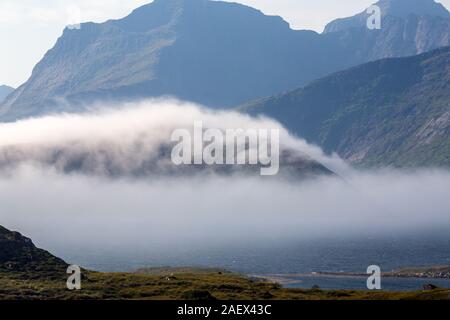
[1,0,450,88]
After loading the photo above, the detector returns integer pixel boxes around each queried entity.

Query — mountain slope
[244,47,450,167]
[0,225,67,276]
[324,0,450,63]
[0,0,344,120]
[2,0,449,122]
[0,85,14,104]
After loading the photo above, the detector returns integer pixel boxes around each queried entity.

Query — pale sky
[1,0,449,88]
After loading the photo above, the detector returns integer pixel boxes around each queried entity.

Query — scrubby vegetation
[0,226,67,277]
[2,269,450,300]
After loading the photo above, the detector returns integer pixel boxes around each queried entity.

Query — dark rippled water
[50,233,450,291]
[265,274,450,291]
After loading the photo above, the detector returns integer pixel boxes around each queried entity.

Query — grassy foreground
[1,269,450,300]
[1,226,450,300]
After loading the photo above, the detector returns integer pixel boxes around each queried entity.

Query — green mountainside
[244,47,450,167]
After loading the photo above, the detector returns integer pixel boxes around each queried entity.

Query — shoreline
[250,268,450,289]
[252,265,450,282]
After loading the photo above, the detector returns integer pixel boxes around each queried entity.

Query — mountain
[0,85,14,104]
[243,47,450,168]
[0,225,67,276]
[0,136,334,179]
[1,0,449,122]
[0,0,344,120]
[324,0,450,62]
[326,0,450,33]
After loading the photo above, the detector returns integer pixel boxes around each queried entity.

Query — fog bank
[0,100,449,267]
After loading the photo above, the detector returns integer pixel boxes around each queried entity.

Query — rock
[262,291,274,299]
[181,290,217,300]
[423,284,439,291]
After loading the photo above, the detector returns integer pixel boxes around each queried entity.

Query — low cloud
[0,99,348,177]
[0,100,449,270]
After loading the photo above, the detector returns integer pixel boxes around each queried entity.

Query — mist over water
[1,100,450,272]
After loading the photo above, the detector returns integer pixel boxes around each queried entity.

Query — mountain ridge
[243,46,450,167]
[0,0,336,121]
[1,0,449,122]
[323,0,450,63]
[325,0,450,34]
[0,85,14,104]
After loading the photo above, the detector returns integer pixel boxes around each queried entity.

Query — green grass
[1,270,449,300]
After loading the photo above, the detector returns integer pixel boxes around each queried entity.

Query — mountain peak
[376,0,450,18]
[0,0,303,119]
[1,0,449,122]
[111,0,274,32]
[325,0,450,33]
